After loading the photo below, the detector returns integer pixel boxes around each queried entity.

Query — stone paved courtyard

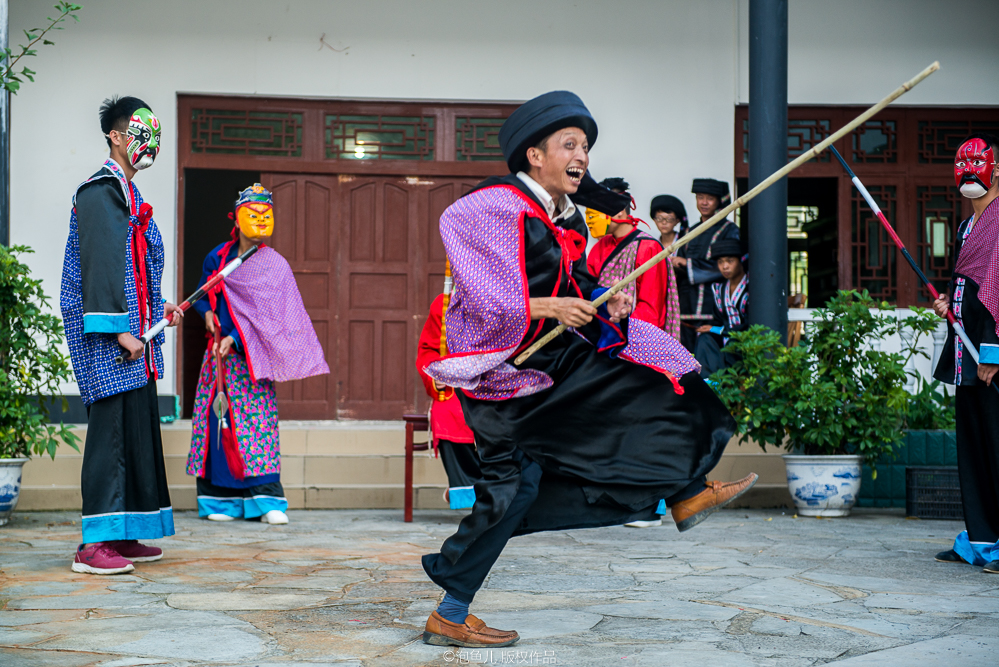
[1,508,998,666]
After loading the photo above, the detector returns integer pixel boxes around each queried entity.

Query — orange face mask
[585,207,611,238]
[236,202,274,240]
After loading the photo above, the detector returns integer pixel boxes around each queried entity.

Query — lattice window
[851,185,897,301]
[788,119,831,162]
[918,120,999,164]
[915,185,962,302]
[741,118,831,163]
[191,109,303,156]
[852,120,897,163]
[455,117,505,161]
[325,115,434,160]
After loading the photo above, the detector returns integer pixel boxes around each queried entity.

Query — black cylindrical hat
[710,238,744,260]
[691,178,731,207]
[499,91,598,173]
[650,194,688,227]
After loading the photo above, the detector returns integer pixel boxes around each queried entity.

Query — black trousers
[955,385,999,543]
[421,448,706,604]
[439,439,481,489]
[81,380,173,543]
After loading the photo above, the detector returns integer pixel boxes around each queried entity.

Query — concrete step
[17,422,792,511]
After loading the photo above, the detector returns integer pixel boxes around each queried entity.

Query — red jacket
[417,293,475,446]
[586,233,669,328]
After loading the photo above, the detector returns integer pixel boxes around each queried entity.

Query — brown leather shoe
[670,473,758,532]
[423,611,520,647]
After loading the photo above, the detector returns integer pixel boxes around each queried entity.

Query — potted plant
[0,245,80,526]
[712,290,929,516]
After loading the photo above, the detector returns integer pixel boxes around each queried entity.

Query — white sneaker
[624,519,663,528]
[206,513,236,522]
[262,510,289,525]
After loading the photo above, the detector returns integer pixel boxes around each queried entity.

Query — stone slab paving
[1,509,998,666]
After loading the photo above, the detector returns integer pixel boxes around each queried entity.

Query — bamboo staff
[514,61,940,366]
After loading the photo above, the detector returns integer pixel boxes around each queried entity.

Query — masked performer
[417,283,481,509]
[62,96,180,574]
[674,179,739,352]
[694,239,749,378]
[586,178,675,333]
[651,194,688,342]
[418,91,756,647]
[931,134,999,575]
[186,184,329,525]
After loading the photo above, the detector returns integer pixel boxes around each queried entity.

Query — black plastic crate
[906,466,963,520]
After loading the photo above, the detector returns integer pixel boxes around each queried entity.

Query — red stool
[403,414,430,522]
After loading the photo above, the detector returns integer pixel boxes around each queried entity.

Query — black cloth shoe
[934,549,964,563]
[983,560,999,574]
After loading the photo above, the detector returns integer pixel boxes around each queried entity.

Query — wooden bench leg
[405,422,414,522]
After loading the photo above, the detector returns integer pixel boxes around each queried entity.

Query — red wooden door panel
[337,176,423,419]
[262,174,339,419]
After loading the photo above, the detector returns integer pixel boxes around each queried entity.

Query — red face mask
[954,138,996,199]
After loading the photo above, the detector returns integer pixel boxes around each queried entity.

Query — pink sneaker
[105,540,163,563]
[71,543,135,575]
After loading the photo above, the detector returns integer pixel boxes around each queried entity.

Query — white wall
[9,0,998,396]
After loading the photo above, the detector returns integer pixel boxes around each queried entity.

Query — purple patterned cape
[955,198,999,339]
[425,185,698,400]
[223,246,329,383]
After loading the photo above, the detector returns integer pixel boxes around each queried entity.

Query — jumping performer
[932,134,999,574]
[186,184,329,524]
[61,96,180,574]
[419,91,757,647]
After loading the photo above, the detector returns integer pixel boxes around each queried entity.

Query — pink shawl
[223,246,330,383]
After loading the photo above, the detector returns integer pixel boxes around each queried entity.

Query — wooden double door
[261,173,478,420]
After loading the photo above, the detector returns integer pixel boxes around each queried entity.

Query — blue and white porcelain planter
[782,454,863,517]
[0,458,29,526]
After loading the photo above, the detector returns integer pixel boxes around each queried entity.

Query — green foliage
[905,379,956,430]
[0,245,80,459]
[711,290,918,469]
[1,3,82,94]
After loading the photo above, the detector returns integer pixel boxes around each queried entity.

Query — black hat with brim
[499,91,598,173]
[710,238,744,260]
[650,194,688,226]
[692,178,731,206]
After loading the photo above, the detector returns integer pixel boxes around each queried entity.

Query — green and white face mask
[125,107,161,170]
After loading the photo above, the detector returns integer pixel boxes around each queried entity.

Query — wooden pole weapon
[514,61,940,366]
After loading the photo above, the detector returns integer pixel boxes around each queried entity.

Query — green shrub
[711,290,931,469]
[0,245,80,459]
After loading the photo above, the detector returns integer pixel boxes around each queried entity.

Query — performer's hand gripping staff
[830,145,999,395]
[515,61,940,366]
[114,244,261,364]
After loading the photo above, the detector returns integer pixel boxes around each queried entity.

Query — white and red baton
[115,244,260,364]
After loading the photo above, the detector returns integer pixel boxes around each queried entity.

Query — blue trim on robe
[655,499,667,515]
[449,486,476,510]
[953,530,999,566]
[198,495,287,519]
[979,343,999,365]
[81,507,174,543]
[82,312,130,334]
[709,326,724,336]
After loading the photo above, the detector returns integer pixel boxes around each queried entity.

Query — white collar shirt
[517,171,577,223]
